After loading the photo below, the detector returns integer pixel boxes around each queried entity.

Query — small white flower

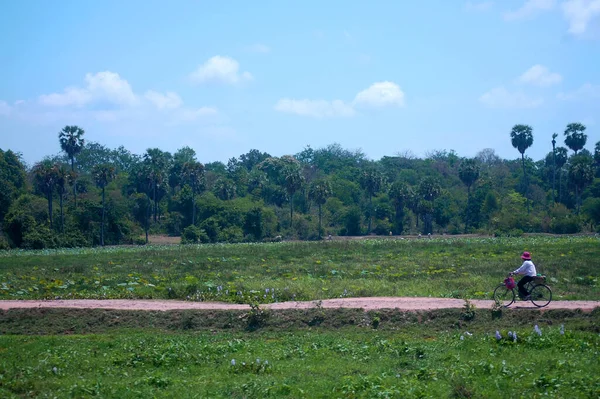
[231,359,236,366]
[460,335,464,340]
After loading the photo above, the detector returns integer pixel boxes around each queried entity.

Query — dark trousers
[517,275,534,298]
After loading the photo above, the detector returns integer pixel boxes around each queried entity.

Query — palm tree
[564,123,587,155]
[54,165,71,233]
[359,168,384,234]
[389,181,413,235]
[33,162,58,229]
[551,133,558,203]
[555,147,568,203]
[568,154,594,214]
[284,167,304,230]
[510,124,534,213]
[593,141,600,172]
[417,176,441,235]
[143,149,170,222]
[58,125,85,206]
[308,179,332,238]
[181,161,205,225]
[92,164,116,246]
[458,158,480,231]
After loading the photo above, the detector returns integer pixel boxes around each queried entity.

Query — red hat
[521,251,531,260]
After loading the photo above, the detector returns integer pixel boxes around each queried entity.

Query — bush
[549,204,581,234]
[181,225,209,244]
[164,212,184,236]
[373,219,392,236]
[0,234,10,250]
[218,226,244,243]
[56,230,90,248]
[21,226,57,250]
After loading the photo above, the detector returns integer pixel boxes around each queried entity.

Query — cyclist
[511,251,537,300]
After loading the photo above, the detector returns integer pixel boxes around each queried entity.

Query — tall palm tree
[458,158,480,231]
[33,162,58,229]
[143,148,170,222]
[417,176,441,235]
[555,147,568,203]
[568,154,594,214]
[564,123,587,155]
[510,124,534,213]
[58,125,85,206]
[284,167,304,230]
[551,133,558,203]
[359,168,384,234]
[308,179,332,239]
[92,164,116,246]
[181,161,205,225]
[389,181,413,235]
[54,165,71,233]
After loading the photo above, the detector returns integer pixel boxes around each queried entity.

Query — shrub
[21,226,57,250]
[373,219,392,236]
[181,225,209,244]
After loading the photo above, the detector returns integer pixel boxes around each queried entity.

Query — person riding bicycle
[511,251,537,300]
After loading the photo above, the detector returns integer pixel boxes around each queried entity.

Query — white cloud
[504,0,555,20]
[464,1,494,12]
[562,0,600,35]
[557,83,600,100]
[0,101,11,116]
[274,98,355,118]
[190,56,253,84]
[518,65,562,87]
[245,43,271,54]
[177,107,218,121]
[479,86,543,108]
[39,71,137,107]
[353,81,405,107]
[145,91,183,109]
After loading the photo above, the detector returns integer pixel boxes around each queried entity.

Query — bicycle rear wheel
[530,284,552,308]
[493,284,515,307]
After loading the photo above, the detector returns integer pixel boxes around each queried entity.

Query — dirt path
[1,298,598,311]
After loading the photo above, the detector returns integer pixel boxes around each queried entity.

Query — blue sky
[1,0,599,165]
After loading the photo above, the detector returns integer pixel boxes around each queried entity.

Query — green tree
[33,162,59,229]
[359,168,384,233]
[180,161,205,226]
[555,146,568,203]
[551,133,558,203]
[417,176,442,234]
[564,123,587,155]
[92,164,116,246]
[568,154,594,214]
[54,165,72,233]
[131,192,151,244]
[458,158,480,231]
[284,166,304,230]
[169,147,197,194]
[58,125,85,206]
[308,179,332,238]
[388,181,412,235]
[594,141,600,175]
[0,149,27,221]
[143,148,171,222]
[510,124,534,212]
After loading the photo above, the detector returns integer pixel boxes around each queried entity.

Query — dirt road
[0,297,598,311]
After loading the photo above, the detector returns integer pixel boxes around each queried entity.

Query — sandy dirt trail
[0,298,598,311]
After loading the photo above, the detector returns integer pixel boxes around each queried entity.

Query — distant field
[0,236,598,302]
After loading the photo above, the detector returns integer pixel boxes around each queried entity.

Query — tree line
[1,123,599,249]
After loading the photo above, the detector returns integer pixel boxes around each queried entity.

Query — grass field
[1,237,598,302]
[0,308,598,398]
[1,237,599,398]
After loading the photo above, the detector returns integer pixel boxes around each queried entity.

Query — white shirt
[513,260,537,277]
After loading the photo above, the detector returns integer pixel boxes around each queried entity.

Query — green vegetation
[1,237,598,302]
[0,309,598,398]
[2,123,600,249]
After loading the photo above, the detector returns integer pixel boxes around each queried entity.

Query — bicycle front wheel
[493,284,515,307]
[530,284,552,308]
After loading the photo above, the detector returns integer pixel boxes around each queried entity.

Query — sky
[1,0,599,165]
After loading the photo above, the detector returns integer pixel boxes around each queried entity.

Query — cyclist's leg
[517,276,534,299]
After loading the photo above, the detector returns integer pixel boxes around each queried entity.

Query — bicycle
[493,273,552,308]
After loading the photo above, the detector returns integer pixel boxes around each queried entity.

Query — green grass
[1,237,599,302]
[1,319,598,398]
